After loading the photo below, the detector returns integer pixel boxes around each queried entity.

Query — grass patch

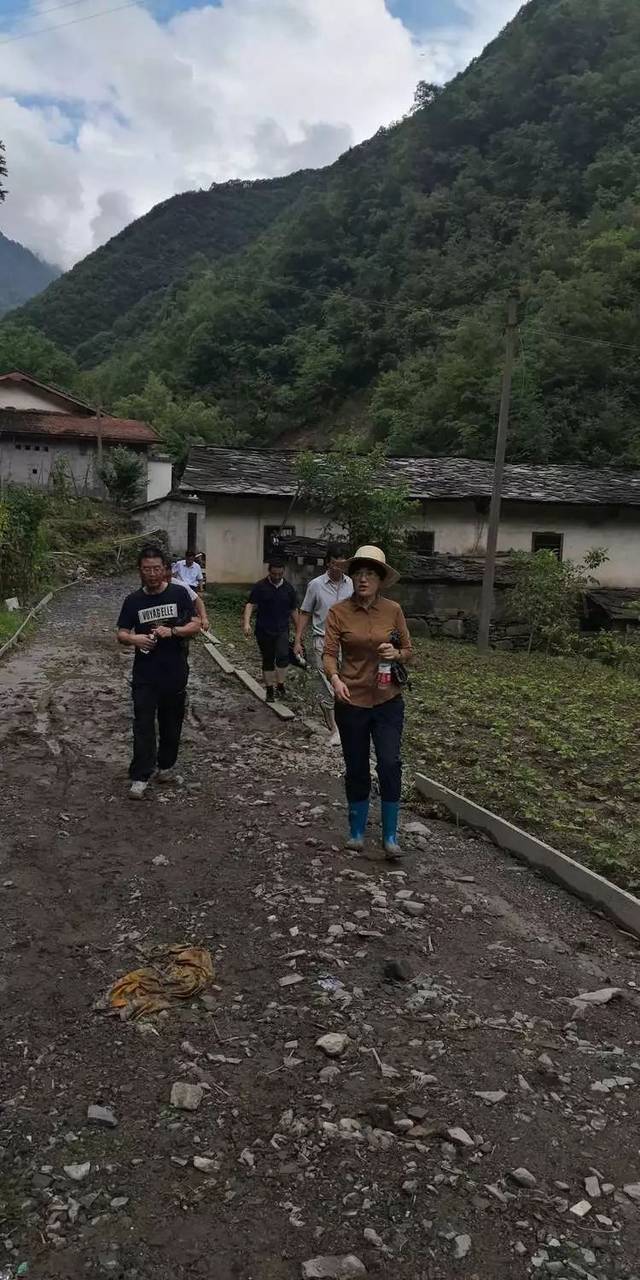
[407,640,640,892]
[206,589,640,892]
[0,607,24,646]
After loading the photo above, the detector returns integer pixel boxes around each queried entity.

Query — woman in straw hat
[323,545,412,859]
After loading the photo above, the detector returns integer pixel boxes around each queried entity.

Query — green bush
[0,487,48,599]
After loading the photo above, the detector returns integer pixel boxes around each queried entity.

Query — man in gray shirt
[294,543,352,744]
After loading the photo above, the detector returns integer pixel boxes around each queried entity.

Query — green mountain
[0,232,58,317]
[12,173,319,364]
[8,0,640,468]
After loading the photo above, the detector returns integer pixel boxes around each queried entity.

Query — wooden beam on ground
[201,639,235,674]
[415,772,640,938]
[235,668,295,719]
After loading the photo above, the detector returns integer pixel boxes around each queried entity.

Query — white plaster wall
[0,385,66,411]
[204,495,640,588]
[410,499,640,587]
[136,498,204,557]
[0,437,150,497]
[205,498,327,583]
[147,457,173,502]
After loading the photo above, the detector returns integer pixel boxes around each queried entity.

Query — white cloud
[0,0,523,270]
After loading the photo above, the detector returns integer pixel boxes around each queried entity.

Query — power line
[526,322,640,356]
[1,0,110,24]
[0,0,141,44]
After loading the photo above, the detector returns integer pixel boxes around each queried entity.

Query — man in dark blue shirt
[243,558,299,702]
[117,544,200,798]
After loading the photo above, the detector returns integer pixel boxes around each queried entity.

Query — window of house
[32,468,38,475]
[187,512,198,554]
[24,444,31,451]
[43,445,49,452]
[263,524,295,561]
[15,443,21,450]
[407,530,435,554]
[532,532,563,559]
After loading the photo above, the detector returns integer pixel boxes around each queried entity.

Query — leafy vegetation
[0,487,48,600]
[98,446,145,508]
[0,233,59,318]
[0,322,80,390]
[113,373,242,470]
[407,639,640,892]
[11,173,319,357]
[207,588,640,891]
[507,546,608,652]
[295,433,416,558]
[0,606,24,645]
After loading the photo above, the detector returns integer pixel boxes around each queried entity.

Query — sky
[0,0,524,270]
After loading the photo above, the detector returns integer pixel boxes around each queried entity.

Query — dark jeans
[130,683,187,781]
[335,696,404,803]
[256,628,289,671]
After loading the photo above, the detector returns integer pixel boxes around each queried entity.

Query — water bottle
[377,659,392,688]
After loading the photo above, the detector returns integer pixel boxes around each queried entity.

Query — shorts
[255,628,289,671]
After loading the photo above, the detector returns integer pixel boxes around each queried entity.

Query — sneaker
[328,730,341,747]
[276,684,286,699]
[129,780,148,800]
[156,767,177,785]
[265,686,275,703]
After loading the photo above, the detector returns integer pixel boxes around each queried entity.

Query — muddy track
[1,579,640,1280]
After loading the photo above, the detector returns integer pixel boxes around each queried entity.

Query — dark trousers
[255,628,289,671]
[130,683,187,781]
[335,696,404,803]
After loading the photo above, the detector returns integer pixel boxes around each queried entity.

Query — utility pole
[477,296,518,654]
[96,402,103,496]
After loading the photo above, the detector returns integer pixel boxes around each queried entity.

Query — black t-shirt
[248,577,297,636]
[117,584,197,688]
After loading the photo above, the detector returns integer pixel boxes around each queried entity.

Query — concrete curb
[415,772,640,938]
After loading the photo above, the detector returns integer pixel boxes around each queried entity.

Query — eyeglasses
[354,568,378,579]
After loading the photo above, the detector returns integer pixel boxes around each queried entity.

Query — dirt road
[2,579,640,1280]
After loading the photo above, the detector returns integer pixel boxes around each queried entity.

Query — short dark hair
[268,556,286,570]
[138,543,170,569]
[326,542,349,563]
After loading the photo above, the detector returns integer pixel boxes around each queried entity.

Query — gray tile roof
[181,446,640,507]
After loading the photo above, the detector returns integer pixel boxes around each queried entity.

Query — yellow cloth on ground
[108,944,214,1020]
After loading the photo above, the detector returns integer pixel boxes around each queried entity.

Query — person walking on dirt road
[243,557,299,703]
[323,545,412,859]
[172,550,204,594]
[117,544,201,798]
[293,543,352,746]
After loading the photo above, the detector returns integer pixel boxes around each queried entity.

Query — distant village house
[178,445,640,592]
[0,370,168,503]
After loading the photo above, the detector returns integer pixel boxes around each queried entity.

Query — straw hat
[348,545,400,589]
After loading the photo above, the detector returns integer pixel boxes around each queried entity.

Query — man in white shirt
[172,551,204,594]
[294,543,352,744]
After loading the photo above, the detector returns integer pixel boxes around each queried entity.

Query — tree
[294,432,417,559]
[99,446,144,508]
[507,547,609,652]
[0,322,79,388]
[114,373,241,471]
[0,140,6,202]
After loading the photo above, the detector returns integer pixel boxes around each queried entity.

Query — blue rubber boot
[346,800,369,851]
[381,801,402,860]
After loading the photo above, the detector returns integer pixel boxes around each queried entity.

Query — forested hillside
[0,233,58,317]
[7,0,640,468]
[12,172,318,362]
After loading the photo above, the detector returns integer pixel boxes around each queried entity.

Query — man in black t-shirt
[117,544,201,798]
[242,557,298,702]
